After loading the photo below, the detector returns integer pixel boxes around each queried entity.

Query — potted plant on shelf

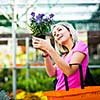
[29,12,54,39]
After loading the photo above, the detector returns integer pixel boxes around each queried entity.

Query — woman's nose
[56,32,60,37]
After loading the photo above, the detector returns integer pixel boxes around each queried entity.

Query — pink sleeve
[73,41,88,56]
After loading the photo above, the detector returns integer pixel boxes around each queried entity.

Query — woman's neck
[64,39,74,51]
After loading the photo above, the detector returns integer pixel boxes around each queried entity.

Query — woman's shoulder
[75,40,88,48]
[76,40,87,46]
[73,40,88,53]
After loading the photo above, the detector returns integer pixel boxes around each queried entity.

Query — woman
[32,22,89,90]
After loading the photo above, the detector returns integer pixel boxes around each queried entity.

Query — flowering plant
[29,12,54,38]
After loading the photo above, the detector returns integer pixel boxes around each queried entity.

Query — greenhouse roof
[0,0,100,33]
[0,0,100,20]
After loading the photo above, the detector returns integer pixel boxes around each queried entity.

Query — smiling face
[52,24,72,45]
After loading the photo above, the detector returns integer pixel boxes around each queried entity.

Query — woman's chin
[58,41,63,45]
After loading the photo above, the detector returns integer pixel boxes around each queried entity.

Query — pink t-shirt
[56,41,89,90]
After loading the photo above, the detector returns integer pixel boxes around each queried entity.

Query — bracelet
[42,53,49,57]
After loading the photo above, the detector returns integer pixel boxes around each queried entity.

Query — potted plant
[29,12,54,39]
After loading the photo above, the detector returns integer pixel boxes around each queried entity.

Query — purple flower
[31,12,35,17]
[36,14,45,20]
[29,12,54,36]
[39,14,45,18]
[49,13,54,18]
[35,18,41,24]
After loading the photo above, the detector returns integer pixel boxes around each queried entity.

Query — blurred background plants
[0,68,100,92]
[0,68,100,99]
[0,68,54,93]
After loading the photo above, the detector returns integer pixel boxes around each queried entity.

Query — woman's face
[52,25,71,45]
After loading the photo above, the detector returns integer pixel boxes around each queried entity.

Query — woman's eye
[58,28,62,31]
[53,32,56,36]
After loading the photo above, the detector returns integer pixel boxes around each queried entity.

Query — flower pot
[35,34,46,39]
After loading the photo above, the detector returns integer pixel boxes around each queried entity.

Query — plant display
[1,68,100,99]
[0,89,10,100]
[9,89,47,100]
[29,12,54,37]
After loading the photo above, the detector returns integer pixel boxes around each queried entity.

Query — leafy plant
[1,68,100,93]
[17,68,54,92]
[29,12,54,37]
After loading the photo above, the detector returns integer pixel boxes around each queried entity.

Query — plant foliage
[29,12,54,37]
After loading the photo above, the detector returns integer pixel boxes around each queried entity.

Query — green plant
[29,12,54,37]
[17,68,54,92]
[0,68,100,94]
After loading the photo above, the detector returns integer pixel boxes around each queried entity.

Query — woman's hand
[32,36,53,53]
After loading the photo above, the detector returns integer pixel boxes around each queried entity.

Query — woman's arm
[32,37,56,77]
[43,55,56,77]
[32,37,86,77]
[47,47,86,77]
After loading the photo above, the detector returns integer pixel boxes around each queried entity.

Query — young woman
[32,22,89,90]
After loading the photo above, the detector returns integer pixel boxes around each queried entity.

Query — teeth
[58,35,62,40]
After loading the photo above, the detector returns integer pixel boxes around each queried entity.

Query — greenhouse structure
[0,0,100,99]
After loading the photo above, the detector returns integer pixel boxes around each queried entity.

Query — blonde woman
[32,22,89,90]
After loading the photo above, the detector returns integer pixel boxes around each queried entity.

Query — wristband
[42,53,49,57]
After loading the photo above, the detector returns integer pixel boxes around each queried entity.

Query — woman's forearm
[47,47,72,76]
[44,56,56,77]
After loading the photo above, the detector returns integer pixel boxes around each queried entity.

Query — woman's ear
[70,33,73,42]
[70,33,72,37]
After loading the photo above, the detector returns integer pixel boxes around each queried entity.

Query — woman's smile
[57,34,63,40]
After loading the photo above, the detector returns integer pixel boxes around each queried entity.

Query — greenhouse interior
[0,0,100,99]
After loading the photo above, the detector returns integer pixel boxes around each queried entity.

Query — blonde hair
[51,22,78,55]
